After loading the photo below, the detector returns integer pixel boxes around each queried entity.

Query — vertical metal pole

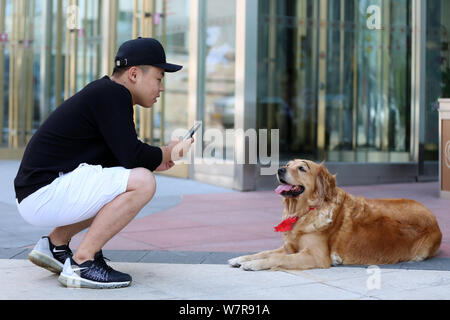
[132,0,139,126]
[338,0,345,148]
[381,0,391,152]
[410,0,426,175]
[101,0,116,76]
[160,0,166,146]
[14,0,24,147]
[82,0,88,86]
[8,0,16,147]
[55,0,63,106]
[317,0,328,159]
[149,0,155,144]
[95,0,102,79]
[234,0,258,190]
[25,0,35,143]
[132,0,139,38]
[295,0,306,147]
[375,2,383,151]
[267,0,276,131]
[70,0,79,96]
[140,0,153,143]
[188,0,205,179]
[0,0,6,144]
[352,0,358,157]
[40,0,53,120]
[110,0,117,73]
[139,0,146,140]
[65,0,71,99]
[311,0,319,154]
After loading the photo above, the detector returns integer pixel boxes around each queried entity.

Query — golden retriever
[229,159,442,271]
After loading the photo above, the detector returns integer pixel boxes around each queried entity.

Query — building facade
[0,0,449,190]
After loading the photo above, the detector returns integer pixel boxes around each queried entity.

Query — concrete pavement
[0,160,449,300]
[1,259,450,300]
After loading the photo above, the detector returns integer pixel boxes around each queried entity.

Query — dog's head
[276,159,336,208]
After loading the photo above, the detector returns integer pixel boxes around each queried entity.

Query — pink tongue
[275,185,293,194]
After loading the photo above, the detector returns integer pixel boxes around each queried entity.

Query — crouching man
[14,38,192,289]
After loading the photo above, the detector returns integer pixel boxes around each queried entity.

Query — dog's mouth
[275,181,305,198]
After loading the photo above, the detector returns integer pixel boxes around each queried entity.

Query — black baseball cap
[114,37,182,73]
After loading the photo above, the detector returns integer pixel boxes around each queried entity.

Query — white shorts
[16,163,131,228]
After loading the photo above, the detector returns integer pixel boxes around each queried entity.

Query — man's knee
[128,168,156,200]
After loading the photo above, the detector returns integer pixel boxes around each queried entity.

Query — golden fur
[229,159,442,271]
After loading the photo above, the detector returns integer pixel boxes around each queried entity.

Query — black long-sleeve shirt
[14,76,163,203]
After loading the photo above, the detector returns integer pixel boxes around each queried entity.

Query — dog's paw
[240,260,270,271]
[228,256,246,268]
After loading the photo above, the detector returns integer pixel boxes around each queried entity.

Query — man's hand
[154,160,175,172]
[160,138,194,163]
[171,138,194,161]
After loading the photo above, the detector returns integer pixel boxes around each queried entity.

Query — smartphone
[183,122,202,140]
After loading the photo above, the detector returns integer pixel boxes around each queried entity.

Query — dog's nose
[278,168,286,175]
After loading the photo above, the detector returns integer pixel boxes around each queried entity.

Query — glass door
[119,0,190,148]
[154,0,190,146]
[257,0,412,163]
[0,0,103,157]
[118,0,156,145]
[3,0,36,151]
[425,0,450,161]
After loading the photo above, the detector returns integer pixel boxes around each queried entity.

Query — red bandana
[273,208,316,232]
[274,217,298,232]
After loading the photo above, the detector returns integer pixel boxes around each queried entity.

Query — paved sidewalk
[1,259,450,300]
[0,160,449,300]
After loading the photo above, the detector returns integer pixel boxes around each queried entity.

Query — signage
[443,120,450,192]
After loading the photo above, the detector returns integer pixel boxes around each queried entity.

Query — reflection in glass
[201,0,236,161]
[425,0,450,161]
[0,0,103,152]
[257,0,412,163]
[154,0,190,145]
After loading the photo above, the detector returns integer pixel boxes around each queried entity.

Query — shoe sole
[58,273,131,289]
[28,250,63,274]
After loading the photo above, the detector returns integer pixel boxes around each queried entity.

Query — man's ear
[127,66,139,83]
[315,165,336,201]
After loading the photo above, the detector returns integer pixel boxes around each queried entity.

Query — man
[14,38,192,289]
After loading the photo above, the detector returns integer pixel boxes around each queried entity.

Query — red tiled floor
[70,182,449,257]
[71,233,163,251]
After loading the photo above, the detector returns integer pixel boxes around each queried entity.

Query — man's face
[133,66,165,107]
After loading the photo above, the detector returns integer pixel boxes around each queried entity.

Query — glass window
[1,0,11,147]
[81,0,103,85]
[117,0,134,49]
[154,0,190,145]
[200,0,236,162]
[0,0,103,152]
[1,0,41,148]
[425,0,450,161]
[257,0,412,163]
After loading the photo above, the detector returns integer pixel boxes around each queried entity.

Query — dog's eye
[298,167,306,172]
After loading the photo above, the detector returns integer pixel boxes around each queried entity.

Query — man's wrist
[160,145,171,163]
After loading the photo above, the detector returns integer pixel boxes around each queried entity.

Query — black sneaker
[58,250,132,289]
[28,236,73,274]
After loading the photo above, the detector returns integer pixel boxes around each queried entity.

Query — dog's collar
[274,207,316,232]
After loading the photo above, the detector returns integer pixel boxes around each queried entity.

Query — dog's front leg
[240,248,331,271]
[228,247,286,268]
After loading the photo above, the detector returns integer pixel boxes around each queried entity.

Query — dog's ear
[315,165,336,202]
